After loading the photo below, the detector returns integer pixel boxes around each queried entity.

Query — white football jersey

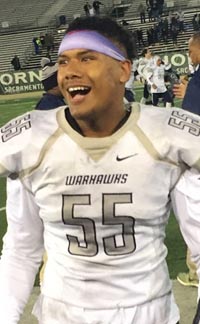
[146,64,167,93]
[137,56,154,79]
[1,103,200,321]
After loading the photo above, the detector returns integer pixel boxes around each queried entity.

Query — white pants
[32,292,180,324]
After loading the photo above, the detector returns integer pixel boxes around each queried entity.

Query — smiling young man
[57,21,133,137]
[0,16,200,324]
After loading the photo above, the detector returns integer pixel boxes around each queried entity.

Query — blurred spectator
[92,1,103,15]
[151,1,159,20]
[157,0,164,16]
[152,23,159,43]
[176,9,185,33]
[40,33,46,49]
[122,19,129,26]
[167,11,173,26]
[146,0,154,11]
[147,6,153,22]
[171,24,179,47]
[146,0,157,22]
[138,3,146,23]
[146,26,154,45]
[136,28,145,47]
[32,36,41,55]
[35,57,65,110]
[45,32,55,56]
[192,14,199,31]
[157,18,164,39]
[59,15,66,26]
[162,17,169,43]
[146,0,151,6]
[171,13,179,29]
[83,2,92,16]
[11,55,21,71]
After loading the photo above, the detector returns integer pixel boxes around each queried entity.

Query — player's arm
[145,69,157,89]
[170,169,200,324]
[163,107,200,170]
[171,169,200,280]
[0,178,44,323]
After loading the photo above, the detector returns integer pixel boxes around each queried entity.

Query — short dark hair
[66,16,137,60]
[141,48,152,57]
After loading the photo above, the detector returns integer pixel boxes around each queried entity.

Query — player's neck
[76,109,130,137]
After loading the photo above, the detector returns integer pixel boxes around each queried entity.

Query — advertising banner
[0,69,44,95]
[162,51,190,75]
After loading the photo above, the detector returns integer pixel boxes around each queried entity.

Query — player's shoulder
[0,106,65,158]
[0,106,65,177]
[0,106,63,143]
[138,103,200,122]
[0,110,32,145]
[131,103,200,136]
[131,102,174,121]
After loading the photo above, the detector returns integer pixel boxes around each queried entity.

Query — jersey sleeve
[168,109,200,168]
[170,169,200,298]
[0,178,44,323]
[142,106,200,169]
[0,112,32,177]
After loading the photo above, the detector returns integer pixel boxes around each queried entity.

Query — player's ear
[119,60,132,83]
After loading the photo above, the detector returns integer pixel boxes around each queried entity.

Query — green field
[0,92,187,279]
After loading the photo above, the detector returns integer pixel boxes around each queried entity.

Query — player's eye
[81,56,95,62]
[58,58,69,65]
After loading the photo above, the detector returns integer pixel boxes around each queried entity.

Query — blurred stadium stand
[0,0,200,72]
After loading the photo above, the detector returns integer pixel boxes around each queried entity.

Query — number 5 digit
[103,193,135,256]
[62,194,98,256]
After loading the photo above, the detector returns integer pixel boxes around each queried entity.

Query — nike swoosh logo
[116,154,138,161]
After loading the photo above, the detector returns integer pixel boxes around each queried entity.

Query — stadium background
[0,0,199,322]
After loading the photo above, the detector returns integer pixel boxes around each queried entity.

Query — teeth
[68,86,88,92]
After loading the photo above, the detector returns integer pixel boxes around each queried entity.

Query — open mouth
[68,86,91,98]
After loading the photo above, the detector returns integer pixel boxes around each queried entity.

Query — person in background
[39,33,46,49]
[32,36,41,55]
[11,55,21,71]
[137,47,154,104]
[124,59,139,103]
[92,0,103,15]
[146,55,173,107]
[1,15,200,324]
[173,31,200,288]
[164,65,180,106]
[171,169,200,323]
[173,33,200,115]
[138,3,146,23]
[35,57,66,110]
[83,1,92,16]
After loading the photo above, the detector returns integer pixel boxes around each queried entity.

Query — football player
[0,15,200,324]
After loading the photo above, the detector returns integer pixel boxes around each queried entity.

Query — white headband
[58,30,126,61]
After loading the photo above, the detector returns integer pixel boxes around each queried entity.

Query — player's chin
[68,104,90,120]
[72,103,99,122]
